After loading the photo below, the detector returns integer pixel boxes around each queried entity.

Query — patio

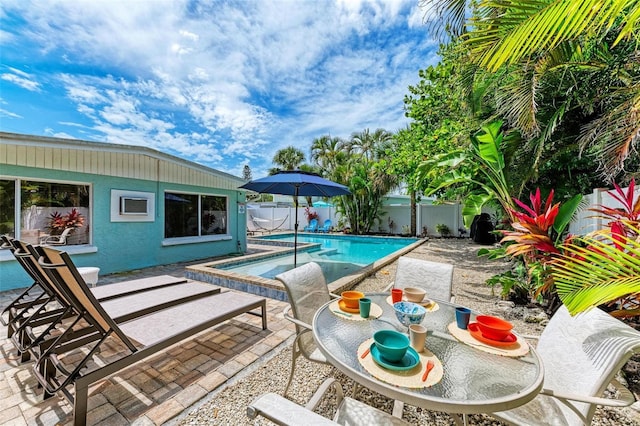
[0,258,295,425]
[2,239,639,425]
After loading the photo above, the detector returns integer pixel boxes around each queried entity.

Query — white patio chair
[383,256,455,417]
[39,227,73,245]
[275,262,336,396]
[247,377,411,425]
[384,256,455,303]
[489,304,640,425]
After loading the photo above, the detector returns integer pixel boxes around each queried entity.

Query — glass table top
[312,293,544,414]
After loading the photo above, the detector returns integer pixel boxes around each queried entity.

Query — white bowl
[403,287,426,303]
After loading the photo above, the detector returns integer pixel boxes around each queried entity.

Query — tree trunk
[410,190,417,236]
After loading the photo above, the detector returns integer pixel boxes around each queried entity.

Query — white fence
[247,204,470,237]
[571,185,639,235]
[248,185,636,237]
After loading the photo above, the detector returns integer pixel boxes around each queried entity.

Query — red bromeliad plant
[486,189,581,306]
[501,189,562,259]
[47,208,85,234]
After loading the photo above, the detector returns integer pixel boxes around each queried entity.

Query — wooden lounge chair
[247,377,411,425]
[2,239,194,362]
[33,245,267,426]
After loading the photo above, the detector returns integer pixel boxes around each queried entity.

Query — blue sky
[0,0,439,178]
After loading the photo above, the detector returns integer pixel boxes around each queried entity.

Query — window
[164,192,227,238]
[20,180,91,245]
[0,179,91,245]
[0,179,16,237]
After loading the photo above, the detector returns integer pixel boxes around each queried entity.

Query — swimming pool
[185,234,424,301]
[257,233,417,267]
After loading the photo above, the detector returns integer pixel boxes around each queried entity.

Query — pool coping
[185,235,427,301]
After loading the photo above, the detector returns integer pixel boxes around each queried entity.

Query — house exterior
[0,132,248,291]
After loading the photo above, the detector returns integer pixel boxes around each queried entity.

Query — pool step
[314,248,339,257]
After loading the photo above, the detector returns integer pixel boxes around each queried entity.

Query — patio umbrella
[239,170,350,267]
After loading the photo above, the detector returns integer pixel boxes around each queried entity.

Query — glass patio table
[312,293,544,416]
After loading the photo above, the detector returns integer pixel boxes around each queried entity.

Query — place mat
[357,339,443,388]
[447,322,529,357]
[329,300,383,321]
[386,295,440,312]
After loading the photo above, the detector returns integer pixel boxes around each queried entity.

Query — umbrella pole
[294,187,299,268]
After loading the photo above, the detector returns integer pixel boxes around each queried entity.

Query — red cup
[391,288,403,303]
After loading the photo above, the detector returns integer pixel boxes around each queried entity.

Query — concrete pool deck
[186,236,426,301]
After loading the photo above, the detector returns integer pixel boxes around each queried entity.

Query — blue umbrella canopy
[239,170,350,197]
[239,170,350,267]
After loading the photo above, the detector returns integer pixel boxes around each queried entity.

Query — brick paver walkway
[0,261,295,425]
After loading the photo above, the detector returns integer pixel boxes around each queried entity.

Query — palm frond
[419,0,470,39]
[579,85,640,179]
[551,229,640,314]
[466,0,637,72]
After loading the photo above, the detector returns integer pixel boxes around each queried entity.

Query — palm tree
[349,129,393,162]
[272,146,305,172]
[420,0,640,179]
[310,135,346,172]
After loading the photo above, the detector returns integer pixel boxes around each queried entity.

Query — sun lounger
[2,239,195,361]
[33,245,267,426]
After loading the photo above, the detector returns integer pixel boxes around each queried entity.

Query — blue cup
[359,298,371,318]
[455,307,471,330]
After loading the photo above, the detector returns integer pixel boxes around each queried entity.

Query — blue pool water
[219,234,418,282]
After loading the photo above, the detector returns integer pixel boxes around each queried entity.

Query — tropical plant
[47,208,84,234]
[478,187,582,306]
[420,0,640,180]
[435,224,451,237]
[310,129,398,235]
[304,207,319,224]
[271,146,305,171]
[500,189,582,261]
[417,120,521,226]
[550,181,640,317]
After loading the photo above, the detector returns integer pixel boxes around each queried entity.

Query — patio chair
[304,218,319,232]
[2,239,193,362]
[1,238,53,347]
[39,227,73,245]
[33,245,267,425]
[384,256,455,303]
[275,261,335,396]
[247,377,411,425]
[489,304,640,426]
[318,219,332,233]
[382,256,455,418]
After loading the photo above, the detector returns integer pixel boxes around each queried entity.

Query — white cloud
[0,108,22,119]
[1,70,41,91]
[1,0,438,175]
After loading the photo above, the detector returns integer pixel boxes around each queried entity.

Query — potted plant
[436,224,451,238]
[304,207,319,225]
[47,208,85,235]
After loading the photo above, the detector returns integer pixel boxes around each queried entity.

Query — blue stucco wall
[1,164,247,291]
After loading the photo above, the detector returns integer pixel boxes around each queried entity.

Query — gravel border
[175,239,640,425]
